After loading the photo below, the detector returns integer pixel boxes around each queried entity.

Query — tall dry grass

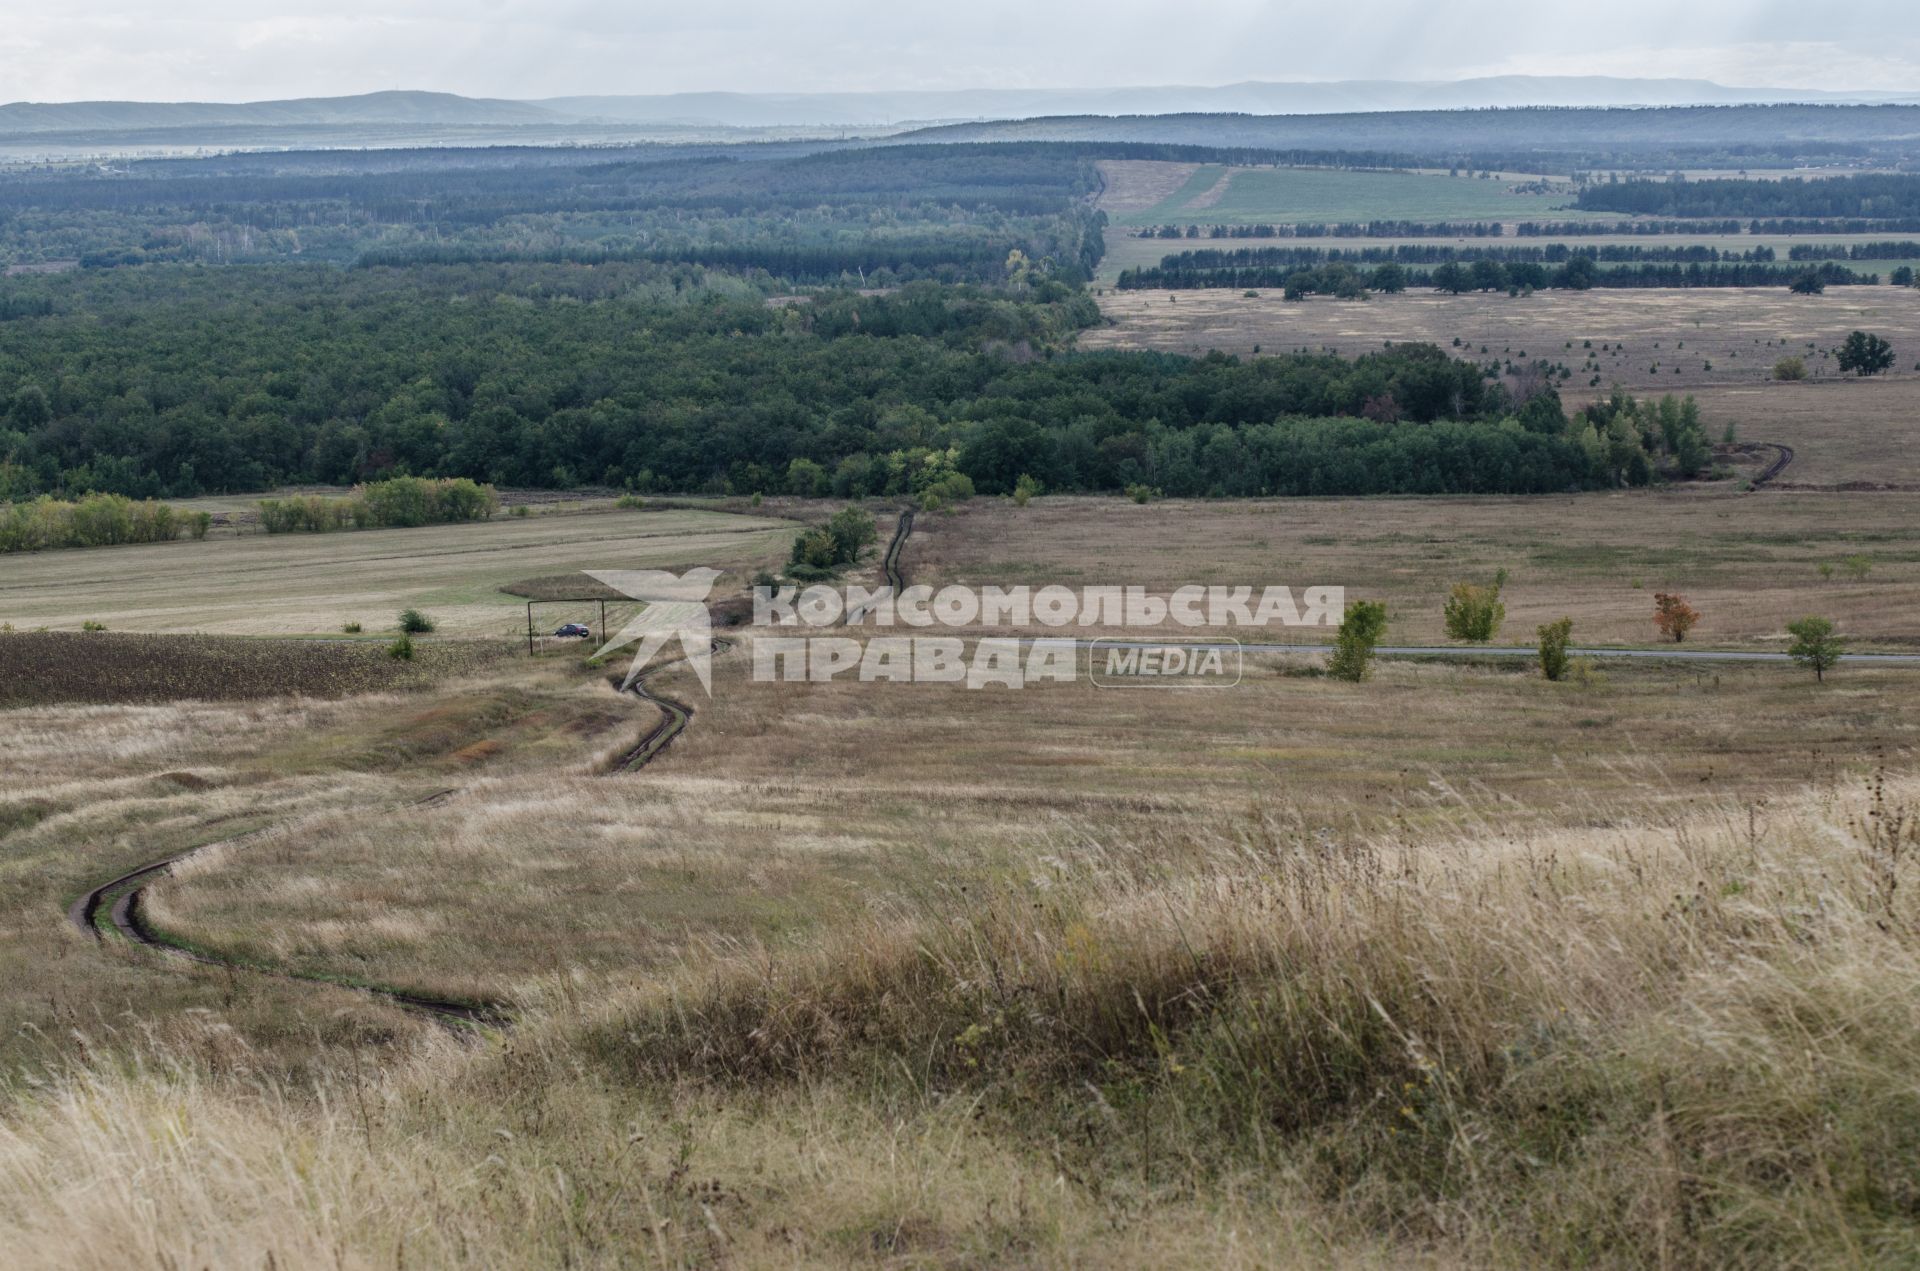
[3,776,1917,1266]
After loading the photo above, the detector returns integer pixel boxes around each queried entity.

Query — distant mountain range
[7,77,1920,139]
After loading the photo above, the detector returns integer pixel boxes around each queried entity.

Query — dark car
[554,623,593,639]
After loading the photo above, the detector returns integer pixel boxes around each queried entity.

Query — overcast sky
[2,1,1917,102]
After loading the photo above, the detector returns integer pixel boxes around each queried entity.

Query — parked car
[554,622,593,639]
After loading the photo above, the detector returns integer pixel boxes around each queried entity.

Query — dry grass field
[2,486,1919,1264]
[913,492,1920,649]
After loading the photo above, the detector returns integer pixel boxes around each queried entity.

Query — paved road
[1074,639,1920,665]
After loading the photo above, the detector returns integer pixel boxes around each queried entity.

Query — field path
[67,636,741,1026]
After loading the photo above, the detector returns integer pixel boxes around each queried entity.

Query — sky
[1,0,1916,103]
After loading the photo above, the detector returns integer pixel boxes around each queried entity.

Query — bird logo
[586,567,722,694]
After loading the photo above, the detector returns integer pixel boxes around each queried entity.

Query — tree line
[1117,258,1876,292]
[1575,174,1920,220]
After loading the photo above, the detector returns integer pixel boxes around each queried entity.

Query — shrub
[260,478,498,535]
[1125,483,1160,505]
[1653,592,1701,643]
[615,494,646,510]
[1442,575,1506,643]
[1843,554,1873,581]
[919,472,975,509]
[1327,600,1387,682]
[398,609,435,635]
[1012,473,1043,507]
[387,633,415,661]
[0,493,193,553]
[1537,617,1573,681]
[343,622,363,634]
[787,507,877,580]
[186,511,213,541]
[1773,356,1808,381]
[511,504,531,518]
[80,620,107,633]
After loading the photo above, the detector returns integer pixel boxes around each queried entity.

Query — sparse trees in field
[1652,592,1701,643]
[1537,617,1574,681]
[1786,616,1845,681]
[1328,600,1388,682]
[1836,330,1895,377]
[1443,573,1507,642]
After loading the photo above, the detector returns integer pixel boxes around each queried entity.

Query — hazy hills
[7,80,1920,164]
[6,77,1920,140]
[0,90,560,134]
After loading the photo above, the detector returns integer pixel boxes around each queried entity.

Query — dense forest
[0,262,1696,500]
[0,143,1111,282]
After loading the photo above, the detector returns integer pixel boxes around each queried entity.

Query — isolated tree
[1786,616,1845,682]
[1836,330,1895,377]
[1432,262,1470,295]
[1652,592,1701,643]
[1789,273,1827,295]
[1537,616,1574,681]
[1443,573,1507,642]
[1893,266,1916,287]
[1369,262,1408,293]
[1328,600,1388,682]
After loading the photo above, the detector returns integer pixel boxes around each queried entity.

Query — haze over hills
[538,77,1920,126]
[7,76,1920,140]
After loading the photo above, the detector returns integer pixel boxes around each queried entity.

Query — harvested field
[0,505,793,637]
[0,631,505,707]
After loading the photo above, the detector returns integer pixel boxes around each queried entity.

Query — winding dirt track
[63,510,917,1026]
[882,507,914,591]
[1750,442,1795,487]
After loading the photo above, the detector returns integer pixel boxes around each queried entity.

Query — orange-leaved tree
[1653,592,1701,643]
